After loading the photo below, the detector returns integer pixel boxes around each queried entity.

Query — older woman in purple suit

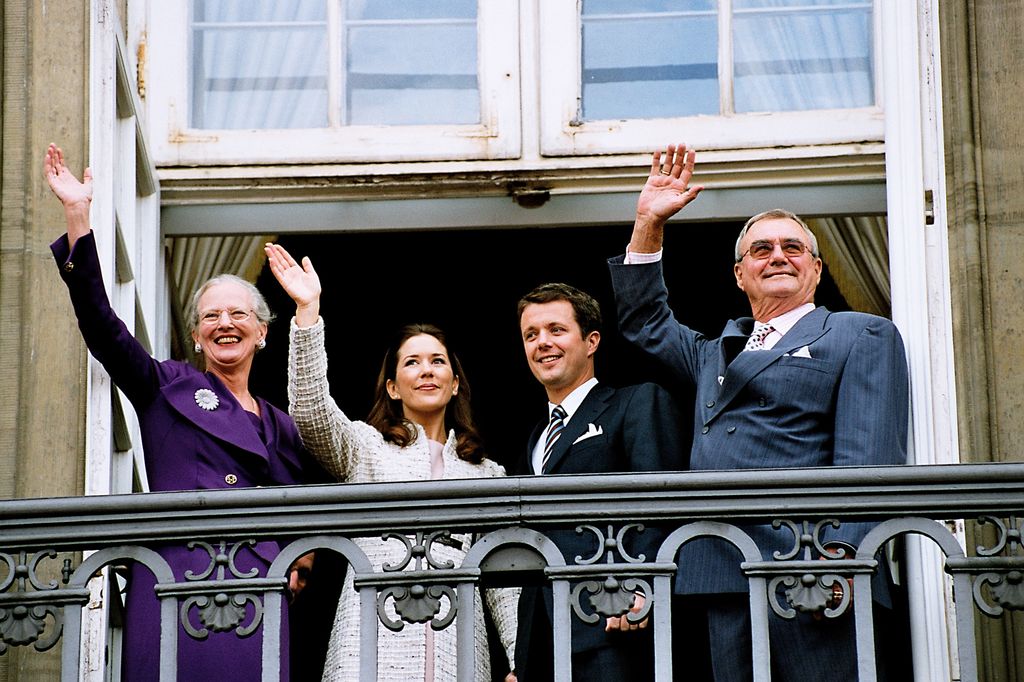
[45,144,325,680]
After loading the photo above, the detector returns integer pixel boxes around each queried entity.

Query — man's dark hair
[517,282,602,336]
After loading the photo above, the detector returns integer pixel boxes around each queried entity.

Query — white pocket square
[791,345,812,358]
[572,423,604,445]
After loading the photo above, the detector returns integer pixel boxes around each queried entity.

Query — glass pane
[735,0,858,7]
[344,8,478,125]
[346,0,476,21]
[733,1,874,112]
[581,2,718,121]
[193,0,324,22]
[191,1,328,129]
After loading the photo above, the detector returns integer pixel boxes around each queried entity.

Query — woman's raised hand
[44,144,92,207]
[265,243,321,327]
[44,143,93,245]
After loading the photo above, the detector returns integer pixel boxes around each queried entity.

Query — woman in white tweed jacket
[266,244,518,681]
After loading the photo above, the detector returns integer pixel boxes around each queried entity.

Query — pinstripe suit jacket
[608,256,909,597]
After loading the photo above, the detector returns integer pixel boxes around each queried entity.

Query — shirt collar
[762,302,815,337]
[548,377,599,424]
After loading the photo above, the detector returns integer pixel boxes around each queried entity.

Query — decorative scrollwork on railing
[0,550,69,653]
[969,515,1024,616]
[374,531,464,632]
[178,539,264,640]
[763,519,854,619]
[184,539,259,581]
[975,515,1023,557]
[378,584,457,633]
[565,524,653,624]
[570,576,653,624]
[770,572,851,619]
[181,592,263,640]
[574,523,647,565]
[772,519,844,560]
[973,571,1024,616]
[380,530,459,572]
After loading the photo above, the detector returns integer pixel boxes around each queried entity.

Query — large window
[190,0,480,129]
[580,0,874,120]
[147,0,881,166]
[541,0,881,155]
[148,0,519,164]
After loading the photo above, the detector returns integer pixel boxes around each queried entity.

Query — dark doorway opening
[250,221,849,472]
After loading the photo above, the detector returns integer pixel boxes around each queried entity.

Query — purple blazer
[53,232,324,681]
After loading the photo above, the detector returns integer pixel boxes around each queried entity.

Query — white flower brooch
[194,388,220,411]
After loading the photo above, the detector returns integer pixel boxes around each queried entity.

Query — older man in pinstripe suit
[607,144,909,681]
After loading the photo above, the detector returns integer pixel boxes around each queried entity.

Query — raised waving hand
[629,143,703,254]
[265,243,321,328]
[44,143,93,246]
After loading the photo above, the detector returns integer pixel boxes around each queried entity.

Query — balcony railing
[1,463,1023,681]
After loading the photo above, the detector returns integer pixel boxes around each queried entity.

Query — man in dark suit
[607,144,909,681]
[513,282,685,681]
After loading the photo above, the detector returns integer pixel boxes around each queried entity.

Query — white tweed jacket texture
[288,318,519,681]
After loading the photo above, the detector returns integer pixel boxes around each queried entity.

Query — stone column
[0,0,90,679]
[941,1,1024,679]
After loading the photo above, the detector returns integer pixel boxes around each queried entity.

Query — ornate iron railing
[1,463,1023,681]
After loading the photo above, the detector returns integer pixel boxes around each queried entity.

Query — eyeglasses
[738,239,814,261]
[199,309,253,325]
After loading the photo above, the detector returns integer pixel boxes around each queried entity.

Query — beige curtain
[807,216,891,317]
[166,235,275,361]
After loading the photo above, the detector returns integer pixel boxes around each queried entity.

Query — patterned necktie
[744,321,774,352]
[541,405,567,473]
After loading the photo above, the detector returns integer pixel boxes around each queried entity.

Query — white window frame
[538,0,884,156]
[82,1,162,678]
[881,1,961,681]
[146,1,521,166]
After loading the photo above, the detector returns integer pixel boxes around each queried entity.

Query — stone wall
[0,0,90,678]
[942,0,1024,679]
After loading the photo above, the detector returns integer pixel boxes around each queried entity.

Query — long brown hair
[365,323,485,464]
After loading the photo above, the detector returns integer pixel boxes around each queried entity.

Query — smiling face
[519,299,600,404]
[385,333,459,425]
[734,217,822,320]
[191,281,267,377]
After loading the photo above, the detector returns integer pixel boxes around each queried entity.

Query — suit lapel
[768,307,830,355]
[711,308,830,421]
[718,318,752,371]
[164,373,270,462]
[544,384,613,474]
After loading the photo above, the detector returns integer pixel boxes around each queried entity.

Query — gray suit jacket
[608,255,909,596]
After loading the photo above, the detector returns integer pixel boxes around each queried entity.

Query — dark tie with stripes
[541,404,567,473]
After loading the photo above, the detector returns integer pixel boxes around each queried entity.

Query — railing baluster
[261,591,282,682]
[358,584,378,682]
[652,574,673,681]
[456,581,475,682]
[159,596,177,681]
[60,602,81,682]
[552,578,573,682]
[748,576,772,682]
[853,574,877,682]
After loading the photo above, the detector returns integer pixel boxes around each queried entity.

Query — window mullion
[329,0,344,127]
[719,0,733,115]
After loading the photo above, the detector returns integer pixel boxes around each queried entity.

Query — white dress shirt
[531,377,599,475]
[757,303,815,350]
